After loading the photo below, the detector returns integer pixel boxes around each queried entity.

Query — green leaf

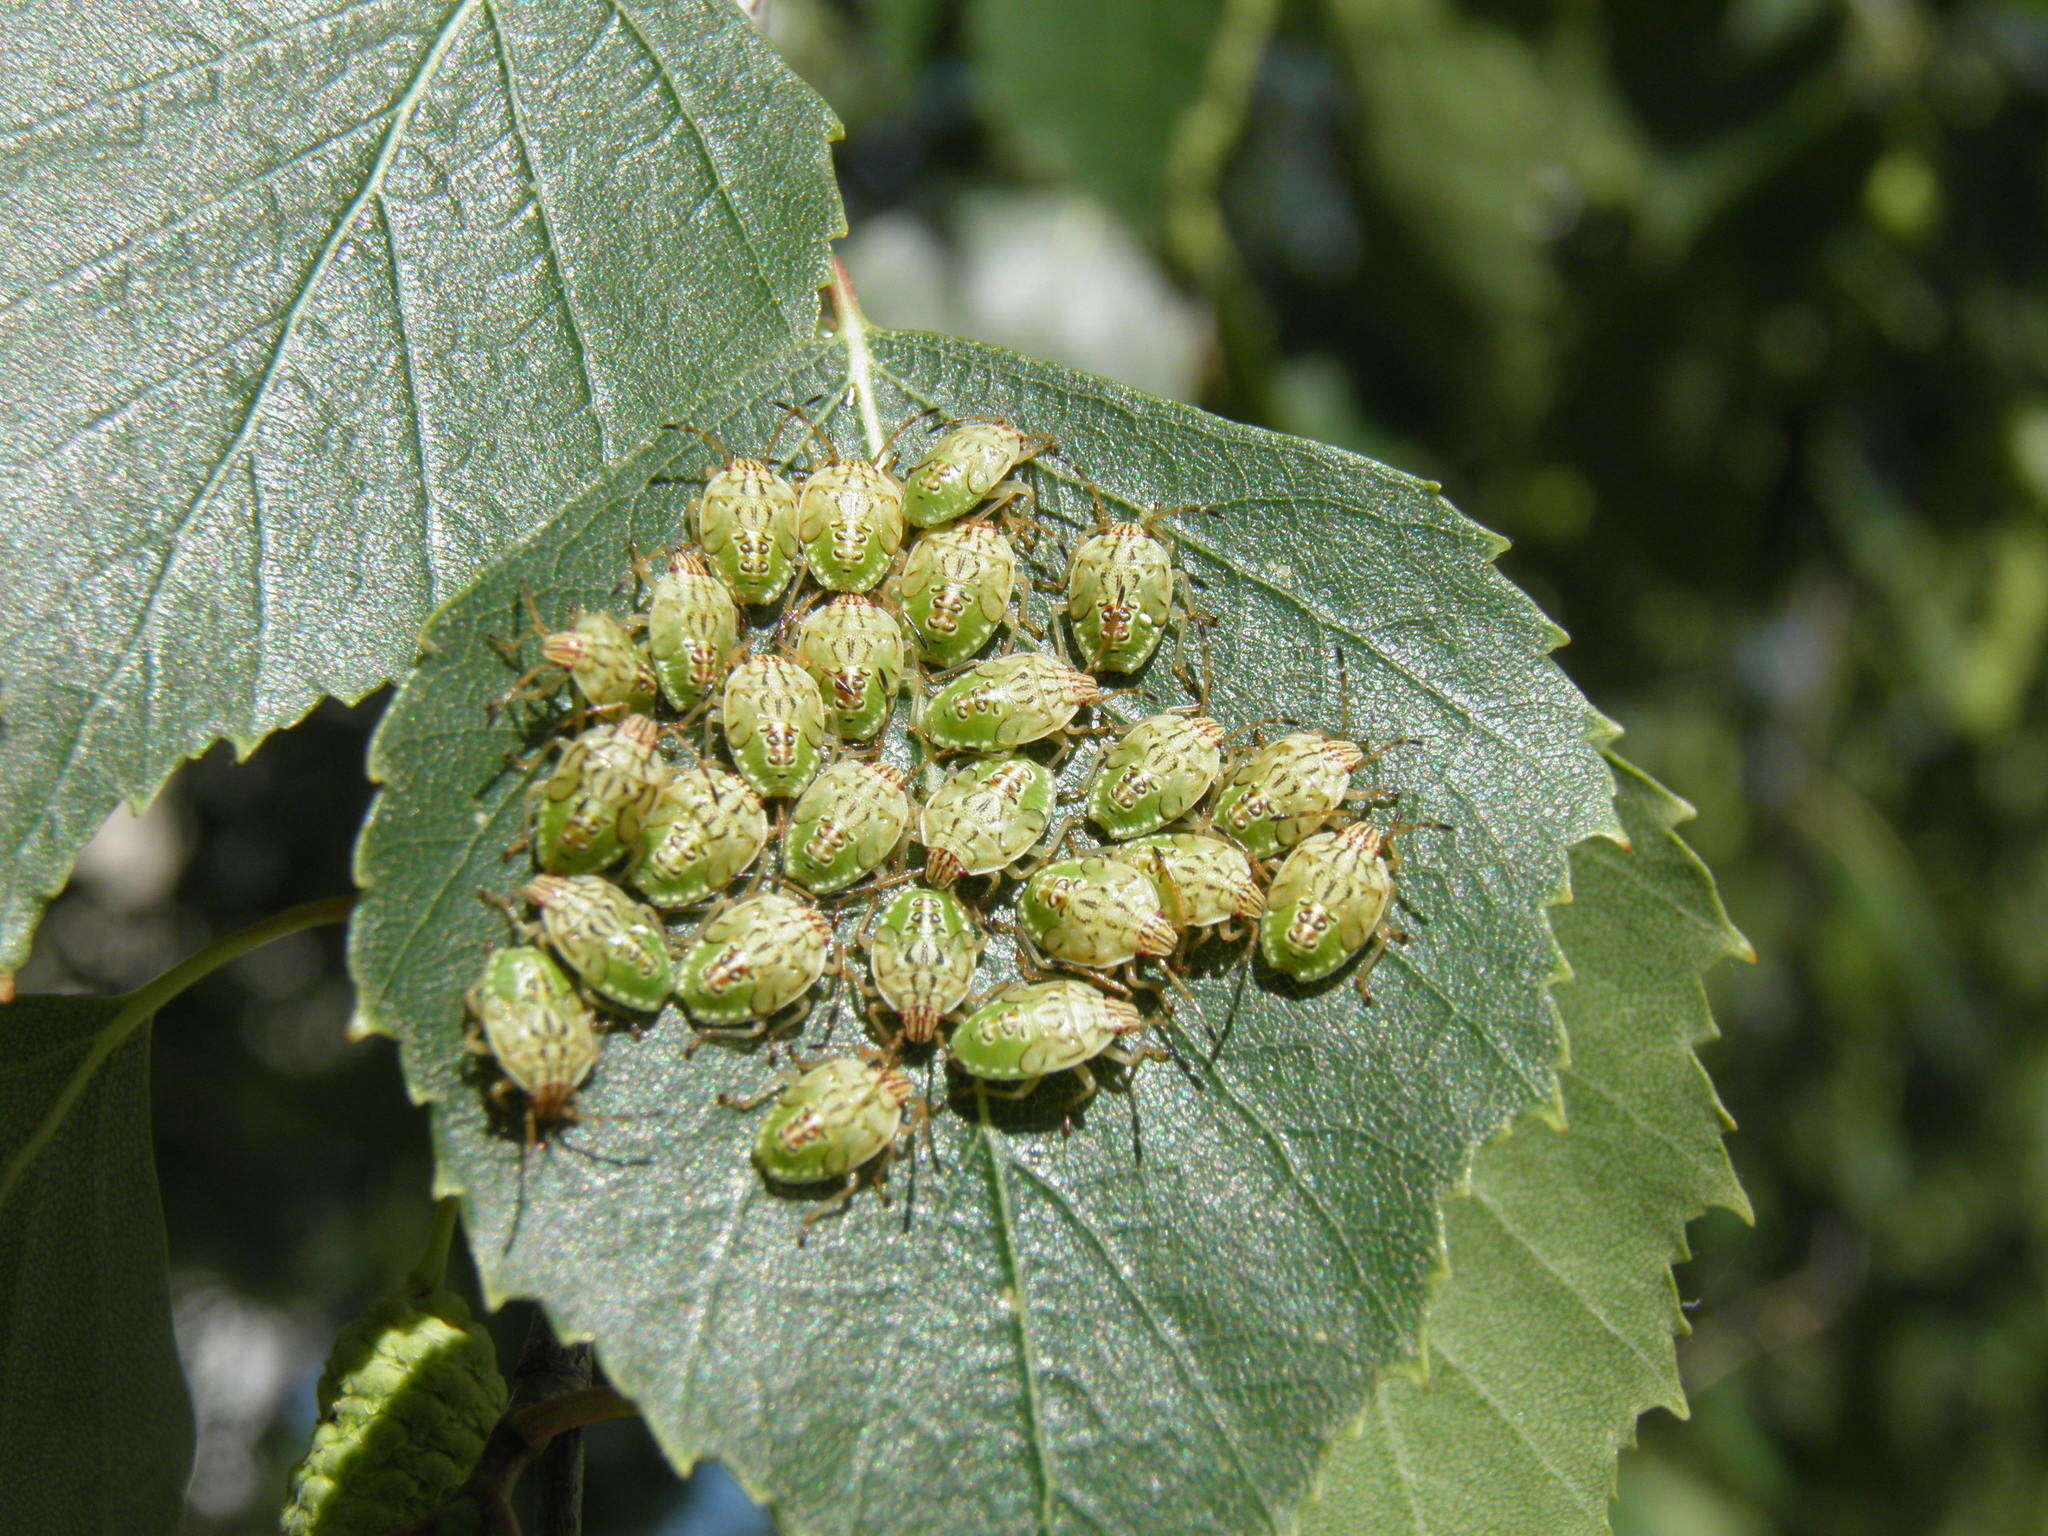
[0,0,844,980]
[0,997,193,1536]
[869,0,948,87]
[349,322,1618,1536]
[1301,758,1750,1536]
[967,0,1230,233]
[1323,0,1644,408]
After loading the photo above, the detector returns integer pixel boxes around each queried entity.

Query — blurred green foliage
[22,1,2048,1530]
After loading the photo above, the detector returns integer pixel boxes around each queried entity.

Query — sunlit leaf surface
[350,325,1617,1536]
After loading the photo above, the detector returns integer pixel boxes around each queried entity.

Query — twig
[379,1388,636,1536]
[517,1318,594,1536]
[1162,0,1284,417]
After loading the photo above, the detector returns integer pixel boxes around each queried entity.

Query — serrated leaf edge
[1284,752,1751,1536]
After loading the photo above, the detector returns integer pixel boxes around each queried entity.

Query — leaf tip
[1529,1082,1570,1135]
[1723,1180,1758,1228]
[345,1008,389,1045]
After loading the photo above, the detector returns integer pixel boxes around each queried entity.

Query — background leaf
[1301,758,1749,1535]
[966,0,1227,234]
[348,324,1617,1536]
[1323,0,1644,419]
[0,998,193,1535]
[0,0,843,982]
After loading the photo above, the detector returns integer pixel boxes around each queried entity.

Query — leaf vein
[1576,838,1736,953]
[1564,1065,1728,1189]
[977,1121,1056,1535]
[1375,1398,1432,1536]
[374,192,444,605]
[1425,1344,1603,1514]
[597,0,793,332]
[0,0,404,144]
[1462,1185,1669,1384]
[0,312,284,477]
[1380,945,1551,1107]
[671,1174,752,1401]
[480,0,613,463]
[0,96,401,319]
[0,0,478,871]
[1194,1057,1411,1351]
[1003,1152,1274,1533]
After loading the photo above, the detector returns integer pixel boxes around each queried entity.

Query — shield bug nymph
[1065,501,1212,678]
[462,942,651,1257]
[718,654,828,800]
[1259,821,1414,998]
[792,419,907,594]
[1085,709,1231,841]
[640,547,741,715]
[674,890,836,1040]
[783,759,914,897]
[626,761,768,910]
[919,652,1103,754]
[491,596,657,722]
[893,519,1028,668]
[720,1052,924,1242]
[512,874,674,1013]
[1210,730,1398,859]
[1110,833,1265,943]
[790,594,907,742]
[917,754,1056,890]
[1016,855,1180,973]
[529,713,669,876]
[946,980,1165,1125]
[464,945,602,1145]
[863,885,984,1045]
[665,426,802,606]
[901,419,1053,530]
[1210,645,1411,856]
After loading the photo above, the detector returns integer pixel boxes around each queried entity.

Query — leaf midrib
[599,0,805,334]
[977,1118,1056,1536]
[1003,1150,1272,1529]
[481,0,612,462]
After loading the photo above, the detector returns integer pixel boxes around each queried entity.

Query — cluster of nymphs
[466,411,1417,1240]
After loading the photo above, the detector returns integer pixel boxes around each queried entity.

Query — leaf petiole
[828,253,886,458]
[0,892,356,1213]
[407,1196,464,1294]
